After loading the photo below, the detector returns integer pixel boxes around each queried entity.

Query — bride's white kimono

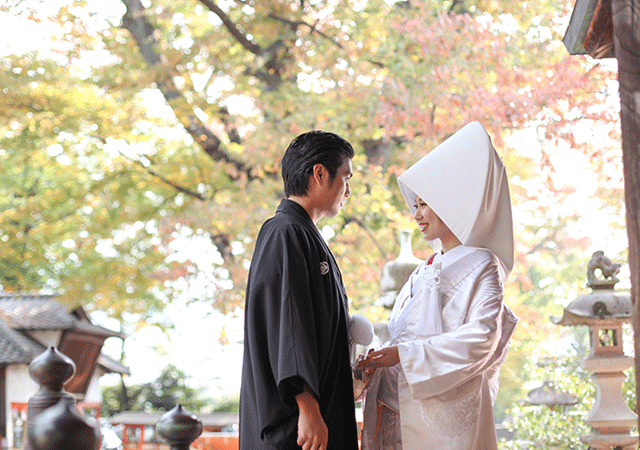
[362,245,518,450]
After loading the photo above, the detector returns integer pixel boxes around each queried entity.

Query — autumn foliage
[0,0,624,417]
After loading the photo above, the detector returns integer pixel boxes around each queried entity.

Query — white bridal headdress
[397,121,514,281]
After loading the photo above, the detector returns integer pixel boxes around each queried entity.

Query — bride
[356,121,518,450]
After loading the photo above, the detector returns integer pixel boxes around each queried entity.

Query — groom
[239,130,359,450]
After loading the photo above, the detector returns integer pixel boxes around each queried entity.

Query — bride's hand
[356,346,400,369]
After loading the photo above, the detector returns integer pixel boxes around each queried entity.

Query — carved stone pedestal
[552,252,639,450]
[580,335,638,449]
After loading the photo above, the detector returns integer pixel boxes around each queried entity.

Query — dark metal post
[28,396,101,450]
[156,403,204,450]
[25,346,100,450]
[25,346,76,450]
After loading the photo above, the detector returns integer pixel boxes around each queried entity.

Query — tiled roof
[0,291,127,367]
[0,292,124,338]
[74,320,126,339]
[97,354,131,375]
[0,292,75,330]
[0,319,45,364]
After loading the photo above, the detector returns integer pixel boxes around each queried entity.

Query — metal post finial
[156,403,204,450]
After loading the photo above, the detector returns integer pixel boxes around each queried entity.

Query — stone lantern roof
[526,381,579,407]
[551,250,631,326]
[551,290,632,326]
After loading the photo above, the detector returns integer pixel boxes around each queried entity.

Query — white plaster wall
[25,330,62,347]
[84,373,103,404]
[6,365,37,404]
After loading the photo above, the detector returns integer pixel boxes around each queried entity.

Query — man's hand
[295,391,328,450]
[354,353,376,385]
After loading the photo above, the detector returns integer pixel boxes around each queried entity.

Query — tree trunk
[612,0,640,424]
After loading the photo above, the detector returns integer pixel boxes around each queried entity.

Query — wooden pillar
[611,0,640,429]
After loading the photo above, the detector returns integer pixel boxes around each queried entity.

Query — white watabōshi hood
[397,121,514,282]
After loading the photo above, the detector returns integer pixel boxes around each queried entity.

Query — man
[239,130,359,450]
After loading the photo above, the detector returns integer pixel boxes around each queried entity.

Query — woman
[356,121,518,450]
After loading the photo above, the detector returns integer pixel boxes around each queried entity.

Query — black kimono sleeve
[262,225,321,403]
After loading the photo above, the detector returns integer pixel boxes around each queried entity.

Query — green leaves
[102,363,210,415]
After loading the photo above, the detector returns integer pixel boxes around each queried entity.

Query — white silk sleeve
[397,257,505,400]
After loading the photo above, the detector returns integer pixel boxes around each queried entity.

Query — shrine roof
[0,319,44,365]
[0,292,124,339]
[0,291,128,374]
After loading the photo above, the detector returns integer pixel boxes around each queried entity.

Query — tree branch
[196,1,291,90]
[197,0,262,55]
[267,12,344,49]
[448,0,470,15]
[120,0,254,181]
[341,216,387,258]
[116,149,207,201]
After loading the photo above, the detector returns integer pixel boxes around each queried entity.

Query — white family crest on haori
[319,261,329,275]
[396,121,514,282]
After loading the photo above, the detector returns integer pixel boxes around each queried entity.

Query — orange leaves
[370,1,617,162]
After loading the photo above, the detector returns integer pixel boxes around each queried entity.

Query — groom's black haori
[239,130,358,450]
[239,199,358,449]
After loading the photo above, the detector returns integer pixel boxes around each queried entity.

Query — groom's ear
[310,163,329,190]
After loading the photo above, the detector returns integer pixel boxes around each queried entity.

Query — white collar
[431,245,474,270]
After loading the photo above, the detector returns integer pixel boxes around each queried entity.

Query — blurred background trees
[102,364,210,416]
[0,0,626,422]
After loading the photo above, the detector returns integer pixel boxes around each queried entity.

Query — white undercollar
[431,245,474,270]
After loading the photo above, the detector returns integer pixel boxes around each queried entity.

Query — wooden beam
[611,0,640,428]
[564,0,602,54]
[584,0,615,57]
[565,0,616,58]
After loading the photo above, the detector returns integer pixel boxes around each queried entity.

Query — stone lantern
[375,229,421,310]
[552,251,638,450]
[372,229,421,344]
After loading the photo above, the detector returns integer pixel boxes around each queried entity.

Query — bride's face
[413,195,460,252]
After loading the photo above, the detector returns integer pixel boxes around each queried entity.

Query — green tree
[102,364,210,416]
[211,396,240,413]
[0,0,619,311]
